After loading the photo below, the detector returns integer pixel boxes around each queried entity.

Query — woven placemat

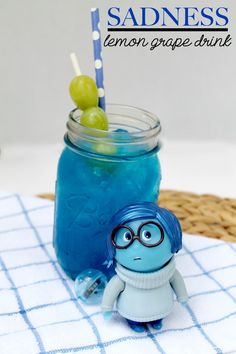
[158,190,236,243]
[38,190,236,243]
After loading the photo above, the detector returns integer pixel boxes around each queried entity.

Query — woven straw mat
[38,190,236,243]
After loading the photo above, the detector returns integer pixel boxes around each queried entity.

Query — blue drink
[54,105,161,279]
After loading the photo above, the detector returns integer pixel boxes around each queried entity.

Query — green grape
[69,75,98,110]
[80,107,109,131]
[94,142,117,155]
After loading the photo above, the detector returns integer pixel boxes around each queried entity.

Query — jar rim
[68,103,161,140]
[66,103,161,159]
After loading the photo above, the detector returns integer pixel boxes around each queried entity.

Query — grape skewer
[69,53,109,131]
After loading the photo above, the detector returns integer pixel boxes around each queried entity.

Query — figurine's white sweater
[102,258,188,322]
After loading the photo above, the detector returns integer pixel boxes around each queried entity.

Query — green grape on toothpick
[69,53,98,110]
[94,142,117,155]
[69,75,98,110]
[80,107,108,131]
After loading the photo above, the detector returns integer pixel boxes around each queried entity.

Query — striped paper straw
[91,8,106,111]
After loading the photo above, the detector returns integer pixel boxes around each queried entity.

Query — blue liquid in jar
[54,143,161,279]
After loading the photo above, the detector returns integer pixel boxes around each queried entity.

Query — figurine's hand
[103,311,112,321]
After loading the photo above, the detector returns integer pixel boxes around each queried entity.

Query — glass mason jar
[53,104,161,279]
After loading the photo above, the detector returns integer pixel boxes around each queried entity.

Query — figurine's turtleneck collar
[115,258,175,289]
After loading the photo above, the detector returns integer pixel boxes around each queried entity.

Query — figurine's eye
[114,227,133,247]
[123,231,132,242]
[141,230,152,240]
[139,222,164,246]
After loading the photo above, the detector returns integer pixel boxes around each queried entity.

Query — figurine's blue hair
[105,202,182,267]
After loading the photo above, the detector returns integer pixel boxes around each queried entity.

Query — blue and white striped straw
[91,8,106,111]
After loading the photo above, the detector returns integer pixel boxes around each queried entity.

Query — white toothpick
[70,52,82,76]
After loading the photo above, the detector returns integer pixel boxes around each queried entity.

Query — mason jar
[53,104,161,279]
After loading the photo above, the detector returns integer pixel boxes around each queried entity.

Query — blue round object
[74,269,107,305]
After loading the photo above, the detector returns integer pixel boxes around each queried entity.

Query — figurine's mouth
[133,257,142,261]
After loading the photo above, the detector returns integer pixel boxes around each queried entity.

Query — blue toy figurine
[101,202,188,333]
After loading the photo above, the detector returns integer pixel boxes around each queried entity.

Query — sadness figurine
[101,202,188,333]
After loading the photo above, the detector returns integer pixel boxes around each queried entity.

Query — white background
[0,1,235,197]
[0,0,235,143]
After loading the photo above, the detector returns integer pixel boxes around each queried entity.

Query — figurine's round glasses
[111,221,164,249]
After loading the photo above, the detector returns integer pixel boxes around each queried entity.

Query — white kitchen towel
[0,192,236,354]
